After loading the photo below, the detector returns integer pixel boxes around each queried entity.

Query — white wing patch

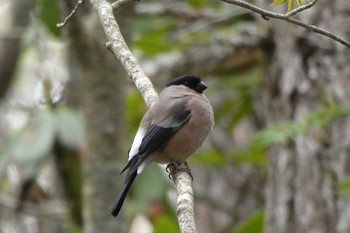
[137,162,148,174]
[128,128,146,160]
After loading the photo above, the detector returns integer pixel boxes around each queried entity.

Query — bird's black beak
[196,81,208,93]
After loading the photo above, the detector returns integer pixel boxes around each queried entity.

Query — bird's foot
[166,161,193,181]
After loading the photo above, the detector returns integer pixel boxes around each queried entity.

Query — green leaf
[126,90,146,136]
[0,135,20,176]
[133,17,185,55]
[215,93,253,130]
[153,214,179,233]
[133,26,174,55]
[232,209,264,233]
[339,178,350,197]
[270,0,302,11]
[190,148,226,165]
[254,104,350,147]
[270,0,286,6]
[214,65,262,130]
[254,121,300,147]
[5,110,55,163]
[39,0,62,36]
[133,28,173,55]
[287,0,293,11]
[230,143,266,167]
[187,0,207,8]
[54,107,84,149]
[133,164,168,212]
[13,110,56,161]
[0,109,58,177]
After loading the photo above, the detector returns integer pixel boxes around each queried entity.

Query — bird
[111,75,214,217]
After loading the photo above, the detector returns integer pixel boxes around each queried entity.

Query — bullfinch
[111,75,214,217]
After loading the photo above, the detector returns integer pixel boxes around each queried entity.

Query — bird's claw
[166,161,193,181]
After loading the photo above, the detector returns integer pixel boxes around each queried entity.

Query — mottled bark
[256,0,350,233]
[61,1,134,232]
[192,164,265,233]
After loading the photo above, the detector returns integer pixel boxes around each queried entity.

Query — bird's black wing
[141,110,191,152]
[127,109,191,174]
[112,103,191,217]
[111,110,191,217]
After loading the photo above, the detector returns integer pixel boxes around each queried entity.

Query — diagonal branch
[221,0,350,48]
[111,0,131,9]
[90,0,158,107]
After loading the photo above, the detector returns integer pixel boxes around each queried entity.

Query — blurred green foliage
[54,107,84,148]
[132,0,250,56]
[339,178,350,197]
[1,110,55,172]
[153,214,180,233]
[133,19,185,55]
[132,164,169,213]
[255,103,350,147]
[215,65,262,130]
[187,0,208,8]
[229,142,266,167]
[38,0,62,36]
[232,209,264,233]
[126,89,146,136]
[0,106,83,177]
[190,148,226,165]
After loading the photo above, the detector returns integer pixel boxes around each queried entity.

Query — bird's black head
[166,76,207,93]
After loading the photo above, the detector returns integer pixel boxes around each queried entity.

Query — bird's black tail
[111,170,137,217]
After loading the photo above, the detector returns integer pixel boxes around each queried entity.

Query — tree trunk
[61,1,134,232]
[256,1,350,233]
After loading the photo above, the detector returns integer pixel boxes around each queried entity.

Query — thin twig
[285,0,318,17]
[57,0,85,28]
[222,0,314,19]
[111,0,133,10]
[221,0,350,48]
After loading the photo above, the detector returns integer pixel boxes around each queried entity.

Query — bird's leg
[166,161,193,181]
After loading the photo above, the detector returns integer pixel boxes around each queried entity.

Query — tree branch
[89,0,197,231]
[285,0,318,17]
[57,0,85,28]
[111,0,131,10]
[91,0,158,107]
[220,0,350,48]
[170,164,197,233]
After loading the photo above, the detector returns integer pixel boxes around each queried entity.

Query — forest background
[0,0,350,233]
